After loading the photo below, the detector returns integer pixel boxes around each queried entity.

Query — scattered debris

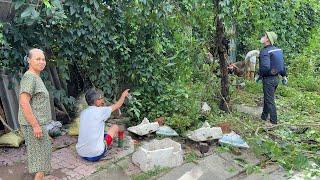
[236,82,246,90]
[201,102,211,115]
[128,117,159,136]
[46,120,63,137]
[216,122,232,134]
[218,131,249,148]
[289,126,309,134]
[155,117,165,126]
[199,142,209,155]
[132,138,183,172]
[205,52,214,64]
[187,122,223,142]
[156,125,179,136]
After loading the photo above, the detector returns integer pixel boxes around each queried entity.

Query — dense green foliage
[1,0,319,122]
[229,0,320,59]
[1,1,216,124]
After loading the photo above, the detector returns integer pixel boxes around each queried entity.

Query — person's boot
[261,113,268,121]
[265,121,275,128]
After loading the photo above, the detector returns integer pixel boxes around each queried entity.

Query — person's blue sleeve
[280,62,287,77]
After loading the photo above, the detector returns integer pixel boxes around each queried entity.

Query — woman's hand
[32,124,43,139]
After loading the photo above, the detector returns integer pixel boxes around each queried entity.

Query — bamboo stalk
[0,114,13,132]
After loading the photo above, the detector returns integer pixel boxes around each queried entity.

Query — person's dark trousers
[261,76,278,124]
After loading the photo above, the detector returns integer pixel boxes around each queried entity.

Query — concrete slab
[128,118,159,136]
[218,151,260,165]
[198,154,243,180]
[84,164,130,180]
[159,153,248,180]
[124,161,141,176]
[116,157,130,170]
[178,166,204,180]
[187,122,223,142]
[234,104,262,117]
[158,163,197,180]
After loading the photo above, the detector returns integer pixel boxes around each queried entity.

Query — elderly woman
[18,48,52,180]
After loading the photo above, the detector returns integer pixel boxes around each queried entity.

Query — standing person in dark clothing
[258,31,287,125]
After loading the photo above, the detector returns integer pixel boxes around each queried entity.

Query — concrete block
[156,125,178,136]
[128,118,159,136]
[187,122,223,142]
[234,104,262,117]
[132,138,183,172]
[201,102,211,115]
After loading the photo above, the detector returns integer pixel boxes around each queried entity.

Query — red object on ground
[118,131,125,147]
[105,134,113,145]
[118,131,125,139]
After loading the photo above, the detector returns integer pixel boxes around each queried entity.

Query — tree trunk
[49,66,63,90]
[215,0,230,113]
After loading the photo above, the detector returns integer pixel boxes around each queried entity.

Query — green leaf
[14,1,24,10]
[43,0,52,8]
[20,6,35,18]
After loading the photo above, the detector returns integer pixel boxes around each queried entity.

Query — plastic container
[118,131,125,147]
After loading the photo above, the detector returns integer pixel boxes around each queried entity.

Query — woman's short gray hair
[85,88,103,106]
[23,48,44,69]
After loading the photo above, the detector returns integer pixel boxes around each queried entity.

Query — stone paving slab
[198,154,243,180]
[84,164,130,180]
[234,104,263,118]
[218,151,260,165]
[116,157,131,170]
[0,146,27,166]
[1,134,135,180]
[46,147,97,180]
[115,156,141,176]
[46,136,134,180]
[0,134,76,167]
[123,159,141,176]
[159,153,254,180]
[0,162,34,180]
[158,163,197,180]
